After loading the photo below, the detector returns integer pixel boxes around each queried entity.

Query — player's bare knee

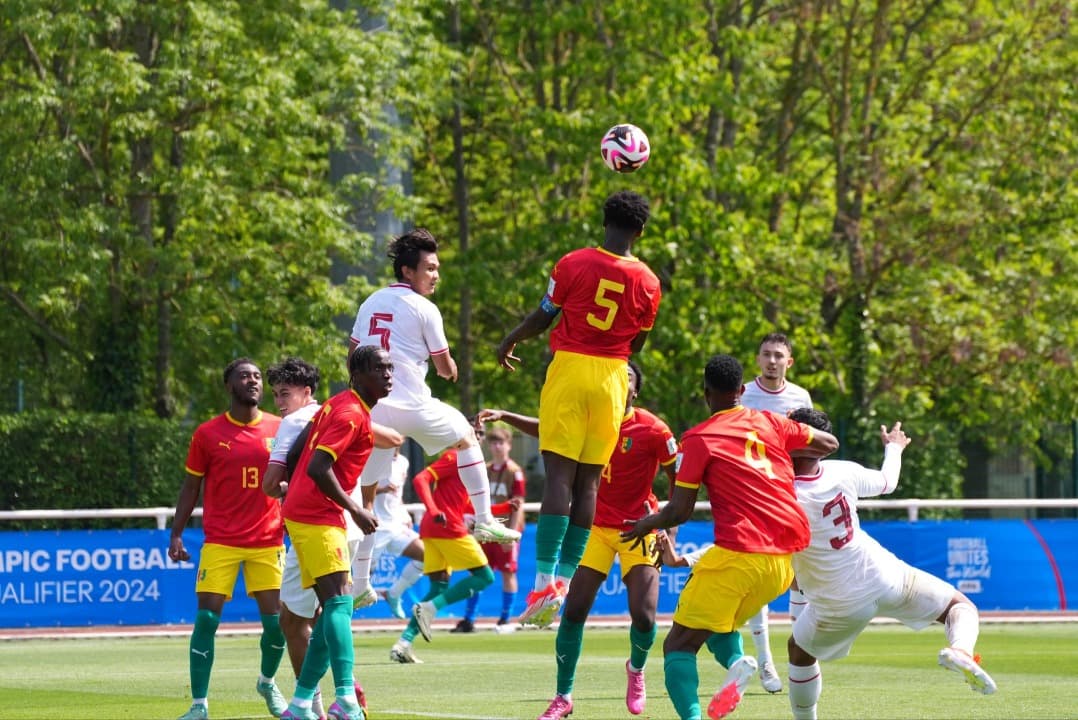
[788,635,815,666]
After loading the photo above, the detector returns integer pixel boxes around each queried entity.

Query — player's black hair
[266,357,320,393]
[223,357,258,384]
[628,360,644,394]
[704,354,743,393]
[789,407,833,434]
[388,228,439,281]
[603,190,650,232]
[760,331,793,354]
[349,344,385,376]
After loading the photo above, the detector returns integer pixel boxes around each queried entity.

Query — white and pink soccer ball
[600,123,651,173]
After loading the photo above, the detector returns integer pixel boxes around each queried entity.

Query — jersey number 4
[369,313,393,350]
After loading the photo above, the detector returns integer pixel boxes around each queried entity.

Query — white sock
[456,444,494,524]
[192,698,208,708]
[258,674,274,685]
[749,605,773,663]
[788,662,821,720]
[350,533,377,594]
[390,559,424,597]
[789,589,808,622]
[535,572,555,591]
[945,602,980,656]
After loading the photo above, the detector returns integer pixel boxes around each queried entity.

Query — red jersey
[546,247,661,360]
[675,406,814,554]
[283,388,374,528]
[487,458,526,524]
[414,450,472,539]
[595,407,678,529]
[185,410,283,547]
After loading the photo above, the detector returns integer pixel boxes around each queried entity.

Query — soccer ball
[600,123,650,173]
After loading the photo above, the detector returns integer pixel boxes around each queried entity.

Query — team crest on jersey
[265,438,276,452]
[620,436,633,453]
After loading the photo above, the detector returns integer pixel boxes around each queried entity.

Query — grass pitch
[1,622,1076,719]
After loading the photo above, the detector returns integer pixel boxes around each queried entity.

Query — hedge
[0,411,191,529]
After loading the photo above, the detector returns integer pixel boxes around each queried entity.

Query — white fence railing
[1,498,1077,530]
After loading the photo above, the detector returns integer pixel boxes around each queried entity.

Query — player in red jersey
[496,190,662,627]
[389,448,512,663]
[482,361,678,720]
[622,354,839,720]
[278,346,393,720]
[169,358,286,720]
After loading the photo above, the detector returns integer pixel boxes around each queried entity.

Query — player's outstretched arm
[496,307,556,371]
[478,408,539,438]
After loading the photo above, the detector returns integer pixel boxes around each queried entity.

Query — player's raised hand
[496,340,520,371]
[476,408,505,424]
[880,421,911,448]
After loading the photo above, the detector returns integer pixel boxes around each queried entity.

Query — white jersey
[350,283,450,408]
[791,445,904,615]
[373,453,413,527]
[741,377,813,415]
[268,402,321,466]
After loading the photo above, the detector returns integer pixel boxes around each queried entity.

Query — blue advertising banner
[0,519,1073,628]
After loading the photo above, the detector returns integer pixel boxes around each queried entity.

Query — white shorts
[373,522,420,558]
[360,400,473,487]
[792,565,956,661]
[280,537,365,619]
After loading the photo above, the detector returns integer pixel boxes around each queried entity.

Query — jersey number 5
[587,279,625,331]
[369,313,393,350]
[822,492,854,549]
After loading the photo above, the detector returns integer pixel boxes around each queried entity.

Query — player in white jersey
[262,357,403,719]
[738,332,815,693]
[348,229,520,607]
[785,408,997,720]
[370,451,426,619]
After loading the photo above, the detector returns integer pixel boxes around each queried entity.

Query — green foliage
[0,0,1075,498]
[0,411,187,527]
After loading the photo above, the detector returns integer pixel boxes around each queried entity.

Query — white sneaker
[389,640,424,664]
[938,647,997,694]
[352,586,378,611]
[472,519,521,544]
[759,659,783,693]
[413,600,436,642]
[707,656,758,719]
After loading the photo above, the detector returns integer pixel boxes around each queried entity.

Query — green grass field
[2,623,1076,719]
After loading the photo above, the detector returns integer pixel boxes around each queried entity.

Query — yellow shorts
[284,520,351,590]
[672,545,794,633]
[580,526,658,579]
[539,351,628,465]
[423,536,488,575]
[195,543,285,600]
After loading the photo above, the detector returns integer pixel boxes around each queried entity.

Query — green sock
[296,611,330,697]
[403,580,448,643]
[189,609,220,699]
[321,595,355,697]
[557,524,591,580]
[555,617,586,696]
[664,651,701,720]
[705,631,744,669]
[434,566,495,610]
[259,613,286,678]
[535,514,570,577]
[629,622,657,670]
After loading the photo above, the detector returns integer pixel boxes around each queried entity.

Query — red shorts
[481,540,519,573]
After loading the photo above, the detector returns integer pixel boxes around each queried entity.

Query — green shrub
[0,412,190,529]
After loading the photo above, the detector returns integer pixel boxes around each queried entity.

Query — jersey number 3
[587,279,625,331]
[369,313,393,350]
[822,492,854,549]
